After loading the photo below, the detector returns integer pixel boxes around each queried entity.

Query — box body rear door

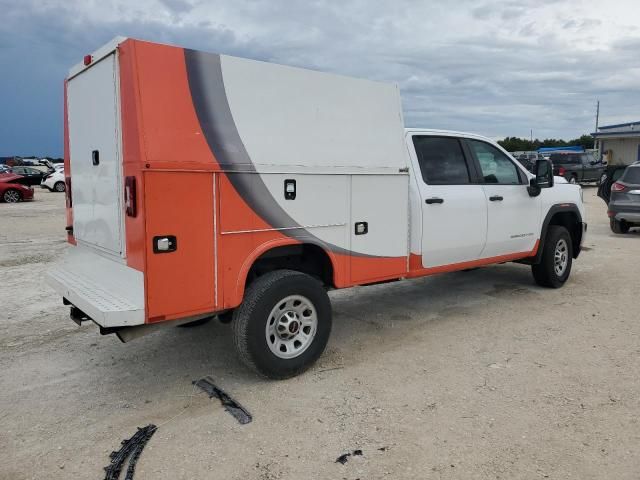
[67,53,125,256]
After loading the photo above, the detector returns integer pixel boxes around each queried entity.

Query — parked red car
[0,173,34,203]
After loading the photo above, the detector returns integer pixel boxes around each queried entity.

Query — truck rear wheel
[232,270,332,379]
[531,225,572,288]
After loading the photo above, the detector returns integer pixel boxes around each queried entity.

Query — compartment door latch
[153,235,177,253]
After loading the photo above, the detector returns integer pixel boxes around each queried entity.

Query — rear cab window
[412,136,471,184]
[550,154,580,165]
[623,166,640,184]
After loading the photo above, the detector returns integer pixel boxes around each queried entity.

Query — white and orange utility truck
[48,37,587,379]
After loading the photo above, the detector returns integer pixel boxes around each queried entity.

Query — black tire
[531,225,573,288]
[610,218,630,234]
[2,189,22,203]
[232,270,332,379]
[178,316,213,328]
[53,181,66,192]
[218,310,233,324]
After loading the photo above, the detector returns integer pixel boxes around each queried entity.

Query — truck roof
[404,128,497,143]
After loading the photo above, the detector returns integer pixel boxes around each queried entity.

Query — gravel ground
[1,186,639,480]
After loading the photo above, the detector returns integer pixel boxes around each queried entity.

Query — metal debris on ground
[193,376,252,425]
[103,424,157,480]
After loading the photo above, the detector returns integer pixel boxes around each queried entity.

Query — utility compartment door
[67,53,124,256]
[350,174,409,283]
[144,172,216,321]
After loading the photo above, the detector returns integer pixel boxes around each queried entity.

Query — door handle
[425,197,444,204]
[489,195,504,201]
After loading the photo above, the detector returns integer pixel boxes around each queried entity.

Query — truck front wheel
[232,270,332,379]
[531,225,573,288]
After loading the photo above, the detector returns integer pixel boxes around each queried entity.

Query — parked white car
[41,169,66,192]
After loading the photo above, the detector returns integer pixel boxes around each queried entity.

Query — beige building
[592,121,640,166]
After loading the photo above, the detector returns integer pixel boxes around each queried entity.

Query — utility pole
[530,129,533,143]
[595,100,600,132]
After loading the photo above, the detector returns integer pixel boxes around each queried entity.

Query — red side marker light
[83,55,92,66]
[125,176,137,217]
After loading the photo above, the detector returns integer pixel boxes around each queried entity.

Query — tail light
[558,167,566,176]
[125,176,137,217]
[611,182,627,192]
[65,176,72,207]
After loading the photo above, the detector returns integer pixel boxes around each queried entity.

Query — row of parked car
[515,151,606,184]
[512,152,639,234]
[597,162,640,234]
[0,164,66,203]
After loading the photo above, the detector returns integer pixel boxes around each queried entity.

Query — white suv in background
[41,169,66,192]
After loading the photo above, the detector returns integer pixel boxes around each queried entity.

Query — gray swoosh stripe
[184,49,375,258]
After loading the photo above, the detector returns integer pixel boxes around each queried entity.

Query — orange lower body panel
[144,171,216,322]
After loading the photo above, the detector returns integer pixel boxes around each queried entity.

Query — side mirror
[528,159,554,197]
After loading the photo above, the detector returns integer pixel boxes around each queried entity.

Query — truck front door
[410,135,487,268]
[464,139,540,258]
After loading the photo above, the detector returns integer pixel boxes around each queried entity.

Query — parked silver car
[607,162,640,233]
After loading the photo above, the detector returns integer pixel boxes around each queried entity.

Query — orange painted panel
[118,40,146,271]
[407,240,539,277]
[132,40,216,165]
[63,81,76,245]
[144,171,215,321]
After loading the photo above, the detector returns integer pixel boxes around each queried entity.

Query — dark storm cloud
[1,0,639,156]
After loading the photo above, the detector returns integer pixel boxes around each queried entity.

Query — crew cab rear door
[410,134,487,267]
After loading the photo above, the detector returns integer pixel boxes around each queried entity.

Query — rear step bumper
[47,245,145,327]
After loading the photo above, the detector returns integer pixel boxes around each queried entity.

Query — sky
[1,0,639,157]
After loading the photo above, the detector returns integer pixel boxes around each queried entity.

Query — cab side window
[412,136,470,185]
[468,139,521,185]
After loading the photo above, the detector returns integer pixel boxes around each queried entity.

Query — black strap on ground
[193,376,252,425]
[104,424,157,480]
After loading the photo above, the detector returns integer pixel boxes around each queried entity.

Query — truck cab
[550,152,605,184]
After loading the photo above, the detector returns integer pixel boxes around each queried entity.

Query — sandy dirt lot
[1,186,639,480]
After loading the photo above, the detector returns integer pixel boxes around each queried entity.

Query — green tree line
[498,135,594,152]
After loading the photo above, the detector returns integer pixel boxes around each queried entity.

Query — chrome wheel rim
[4,190,19,203]
[569,177,577,184]
[554,239,569,276]
[265,295,317,359]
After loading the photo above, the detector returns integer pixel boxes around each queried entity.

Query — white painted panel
[67,54,124,256]
[351,175,409,258]
[421,184,488,267]
[222,173,351,251]
[480,184,540,258]
[46,245,144,327]
[220,55,407,171]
